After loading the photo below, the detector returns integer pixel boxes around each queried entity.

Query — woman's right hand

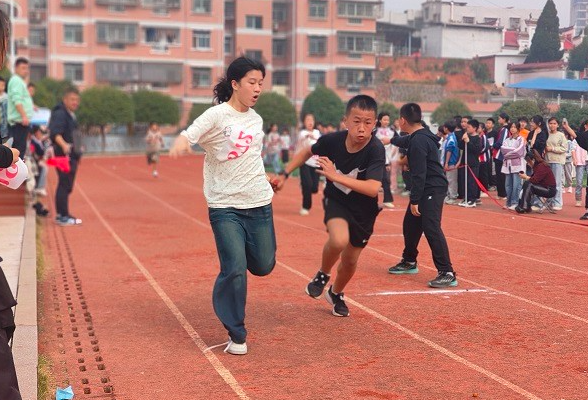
[169,135,191,158]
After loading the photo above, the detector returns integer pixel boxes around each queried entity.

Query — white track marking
[77,185,250,400]
[361,289,489,296]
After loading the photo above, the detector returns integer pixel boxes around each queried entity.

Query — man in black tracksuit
[388,103,457,288]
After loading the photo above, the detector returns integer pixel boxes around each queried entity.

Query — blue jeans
[209,204,276,344]
[576,164,588,201]
[265,153,282,174]
[548,163,563,207]
[505,173,522,207]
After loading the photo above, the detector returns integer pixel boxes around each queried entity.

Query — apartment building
[5,0,382,118]
[571,0,588,36]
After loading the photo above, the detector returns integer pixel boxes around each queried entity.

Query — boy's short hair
[345,95,377,116]
[499,112,510,122]
[15,57,29,67]
[63,86,80,97]
[27,82,35,88]
[467,119,480,130]
[486,117,495,124]
[443,121,456,132]
[399,103,422,124]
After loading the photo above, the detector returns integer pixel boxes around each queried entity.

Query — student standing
[442,121,460,204]
[6,58,34,159]
[297,113,321,215]
[388,103,457,288]
[544,117,568,210]
[375,112,396,208]
[169,57,276,355]
[145,121,164,177]
[458,119,482,208]
[277,95,385,317]
[500,122,526,210]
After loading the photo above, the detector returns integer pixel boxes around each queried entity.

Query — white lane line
[77,185,250,400]
[361,289,489,296]
[277,261,542,400]
[97,164,544,399]
[377,219,588,277]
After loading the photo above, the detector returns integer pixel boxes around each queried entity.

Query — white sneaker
[567,187,573,193]
[444,198,457,205]
[299,208,310,216]
[576,200,582,207]
[480,193,489,198]
[552,206,562,211]
[34,188,47,197]
[457,200,467,207]
[508,205,516,210]
[152,170,159,177]
[224,339,247,355]
[382,202,395,209]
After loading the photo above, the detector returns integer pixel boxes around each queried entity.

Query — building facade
[571,0,588,36]
[4,0,382,120]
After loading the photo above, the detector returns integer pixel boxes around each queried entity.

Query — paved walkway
[0,187,38,400]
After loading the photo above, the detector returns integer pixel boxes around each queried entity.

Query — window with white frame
[336,68,373,87]
[192,30,211,49]
[224,35,233,54]
[192,0,211,13]
[64,24,83,43]
[64,63,84,81]
[337,33,374,53]
[309,0,327,19]
[29,28,47,47]
[337,2,377,18]
[96,23,137,43]
[308,36,327,56]
[192,67,211,87]
[245,50,262,61]
[273,3,288,23]
[246,15,263,29]
[143,27,179,45]
[272,71,289,85]
[308,70,325,88]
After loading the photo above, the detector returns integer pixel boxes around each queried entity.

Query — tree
[188,102,214,125]
[431,99,471,125]
[132,90,180,125]
[555,103,588,128]
[301,85,345,126]
[378,102,399,120]
[34,78,75,108]
[495,100,542,121]
[253,92,297,130]
[568,28,588,72]
[524,0,563,64]
[470,60,491,83]
[77,86,134,150]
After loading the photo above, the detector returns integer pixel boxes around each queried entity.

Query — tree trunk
[100,125,106,152]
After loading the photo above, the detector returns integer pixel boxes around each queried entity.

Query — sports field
[38,154,588,400]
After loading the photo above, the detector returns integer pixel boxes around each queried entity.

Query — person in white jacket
[500,122,527,209]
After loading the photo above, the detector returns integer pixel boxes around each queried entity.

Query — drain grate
[46,222,116,398]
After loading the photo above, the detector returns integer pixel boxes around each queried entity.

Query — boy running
[276,95,385,317]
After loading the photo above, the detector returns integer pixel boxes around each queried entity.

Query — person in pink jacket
[500,122,526,209]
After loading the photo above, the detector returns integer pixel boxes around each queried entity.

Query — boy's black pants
[402,189,453,273]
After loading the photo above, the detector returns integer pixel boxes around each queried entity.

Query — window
[96,61,140,82]
[273,3,288,23]
[64,24,83,44]
[308,36,327,56]
[96,0,137,5]
[192,67,211,87]
[192,30,211,49]
[96,23,137,43]
[192,0,210,13]
[272,39,287,57]
[337,33,374,53]
[462,16,475,24]
[309,1,327,19]
[272,71,289,85]
[225,1,234,19]
[337,2,377,18]
[144,27,179,45]
[246,15,263,29]
[245,50,262,61]
[142,0,180,8]
[29,28,47,47]
[64,63,84,81]
[336,69,373,88]
[509,17,521,29]
[308,71,325,88]
[61,0,84,7]
[224,35,233,54]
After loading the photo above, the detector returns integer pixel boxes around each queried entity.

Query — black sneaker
[324,286,349,317]
[428,272,458,288]
[580,212,588,220]
[388,260,418,274]
[305,271,330,299]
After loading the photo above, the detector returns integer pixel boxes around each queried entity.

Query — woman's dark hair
[376,111,390,128]
[525,149,547,166]
[266,123,278,134]
[548,116,559,124]
[213,57,265,104]
[507,121,521,133]
[531,115,545,129]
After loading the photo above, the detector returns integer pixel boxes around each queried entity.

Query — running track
[38,154,588,400]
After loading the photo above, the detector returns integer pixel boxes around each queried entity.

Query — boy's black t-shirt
[311,131,385,219]
[458,134,481,167]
